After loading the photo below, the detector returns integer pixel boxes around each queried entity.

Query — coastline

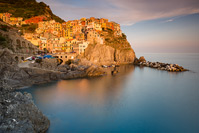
[0,49,189,132]
[0,49,114,132]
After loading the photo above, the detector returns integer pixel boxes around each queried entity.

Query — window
[60,56,62,58]
[65,56,67,58]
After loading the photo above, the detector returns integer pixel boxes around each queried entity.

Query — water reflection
[33,65,135,106]
[20,54,199,133]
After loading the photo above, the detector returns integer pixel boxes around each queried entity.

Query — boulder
[138,56,146,63]
[86,65,106,77]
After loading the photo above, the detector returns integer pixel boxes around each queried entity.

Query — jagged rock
[86,65,106,77]
[29,58,59,71]
[138,56,146,63]
[0,91,50,133]
[70,64,78,71]
[0,49,50,132]
[115,49,135,64]
[57,65,68,72]
[77,58,93,66]
[134,55,188,72]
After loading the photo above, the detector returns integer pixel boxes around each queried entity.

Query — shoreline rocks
[134,56,188,72]
[0,49,50,132]
[0,91,50,132]
[0,49,107,132]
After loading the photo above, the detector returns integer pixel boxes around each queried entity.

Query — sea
[19,53,199,133]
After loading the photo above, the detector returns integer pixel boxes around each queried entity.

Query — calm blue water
[20,53,199,133]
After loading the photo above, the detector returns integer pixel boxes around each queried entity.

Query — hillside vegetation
[100,29,132,50]
[0,0,64,23]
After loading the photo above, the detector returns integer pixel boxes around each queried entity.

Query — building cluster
[0,12,47,26]
[29,17,122,54]
[1,12,122,60]
[0,13,23,26]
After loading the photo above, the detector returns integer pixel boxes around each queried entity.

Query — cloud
[165,19,174,22]
[37,0,199,25]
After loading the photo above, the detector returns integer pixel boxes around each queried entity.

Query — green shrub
[0,35,6,42]
[20,24,38,33]
[0,24,10,32]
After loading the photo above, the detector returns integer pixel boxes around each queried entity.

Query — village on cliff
[0,12,122,62]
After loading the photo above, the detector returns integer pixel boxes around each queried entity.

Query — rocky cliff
[0,49,50,132]
[84,29,136,65]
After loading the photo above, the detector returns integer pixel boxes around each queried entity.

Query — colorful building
[79,41,89,54]
[87,30,104,44]
[25,16,47,24]
[0,13,12,23]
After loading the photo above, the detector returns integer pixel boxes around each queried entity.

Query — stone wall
[0,28,39,55]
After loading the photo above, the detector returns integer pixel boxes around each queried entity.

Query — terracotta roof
[66,39,74,41]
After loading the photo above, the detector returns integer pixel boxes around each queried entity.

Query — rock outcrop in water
[134,56,188,72]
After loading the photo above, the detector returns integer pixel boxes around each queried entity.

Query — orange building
[100,18,108,24]
[0,13,12,23]
[25,16,47,24]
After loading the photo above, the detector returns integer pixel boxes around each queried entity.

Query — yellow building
[87,30,104,44]
[80,17,86,21]
[94,23,102,31]
[9,17,23,25]
[53,22,62,36]
[65,39,77,52]
[62,22,73,39]
[0,13,11,23]
[79,41,89,54]
[101,23,107,30]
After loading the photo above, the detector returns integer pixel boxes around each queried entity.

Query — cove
[19,53,199,133]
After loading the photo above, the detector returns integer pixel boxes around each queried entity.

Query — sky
[37,0,199,53]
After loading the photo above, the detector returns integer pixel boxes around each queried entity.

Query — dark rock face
[0,49,50,132]
[115,49,135,64]
[0,91,50,132]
